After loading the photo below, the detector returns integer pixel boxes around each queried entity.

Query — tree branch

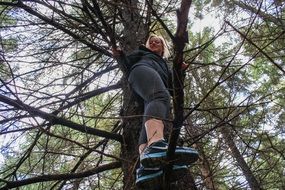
[0,94,123,142]
[145,0,175,41]
[225,21,285,75]
[231,0,285,30]
[6,0,112,56]
[163,0,192,189]
[0,161,121,189]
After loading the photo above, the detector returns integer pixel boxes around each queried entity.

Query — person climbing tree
[112,34,199,189]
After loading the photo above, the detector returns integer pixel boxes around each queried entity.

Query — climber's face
[148,36,164,56]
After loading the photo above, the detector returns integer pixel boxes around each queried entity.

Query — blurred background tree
[0,0,284,189]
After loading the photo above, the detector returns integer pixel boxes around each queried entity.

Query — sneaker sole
[140,149,199,168]
[136,170,163,189]
[136,166,188,189]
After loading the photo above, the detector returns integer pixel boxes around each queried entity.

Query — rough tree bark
[220,126,261,190]
[190,63,261,190]
[117,1,149,189]
[186,119,217,190]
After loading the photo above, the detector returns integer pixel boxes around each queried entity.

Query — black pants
[128,65,171,145]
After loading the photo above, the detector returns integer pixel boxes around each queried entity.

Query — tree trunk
[198,149,217,190]
[120,85,143,190]
[175,172,198,190]
[118,1,148,189]
[230,0,285,30]
[186,119,217,190]
[220,126,261,190]
[190,68,261,189]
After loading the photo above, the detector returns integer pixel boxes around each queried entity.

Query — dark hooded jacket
[117,45,173,94]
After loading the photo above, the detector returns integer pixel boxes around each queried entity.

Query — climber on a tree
[112,34,199,189]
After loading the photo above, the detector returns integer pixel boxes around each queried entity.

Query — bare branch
[0,94,123,142]
[0,161,121,189]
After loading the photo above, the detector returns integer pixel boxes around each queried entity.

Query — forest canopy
[0,0,284,189]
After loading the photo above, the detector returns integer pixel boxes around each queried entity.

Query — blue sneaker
[135,165,188,189]
[140,139,199,168]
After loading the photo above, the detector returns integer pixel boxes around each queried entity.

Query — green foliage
[183,2,284,187]
[2,38,17,52]
[0,5,18,51]
[0,5,16,26]
[0,61,10,80]
[0,4,18,80]
[0,0,284,189]
[211,0,223,7]
[192,0,212,19]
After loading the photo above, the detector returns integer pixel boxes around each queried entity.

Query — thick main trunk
[120,84,143,190]
[118,1,148,189]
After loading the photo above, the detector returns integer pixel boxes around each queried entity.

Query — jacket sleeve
[116,49,145,72]
[115,51,131,72]
[168,70,174,97]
